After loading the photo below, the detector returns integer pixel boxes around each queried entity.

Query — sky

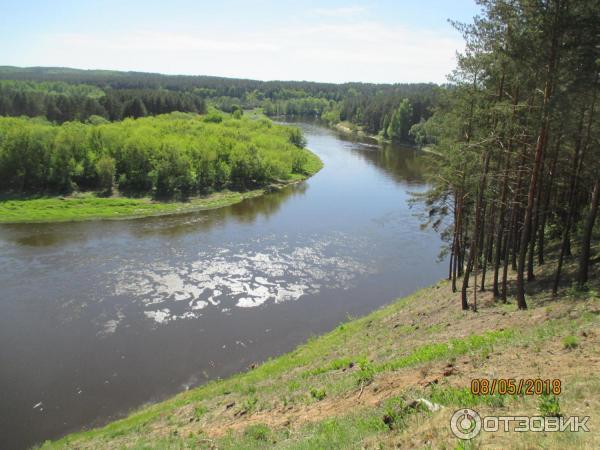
[0,0,481,84]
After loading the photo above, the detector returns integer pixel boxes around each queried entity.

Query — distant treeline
[0,80,206,123]
[0,112,314,197]
[212,85,436,141]
[0,67,438,142]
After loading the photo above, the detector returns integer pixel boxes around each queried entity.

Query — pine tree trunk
[552,127,584,295]
[461,151,491,311]
[501,140,529,303]
[481,202,496,291]
[492,185,507,297]
[578,178,600,286]
[460,211,469,277]
[527,161,544,281]
[511,133,531,272]
[449,193,458,283]
[516,0,562,310]
[554,77,597,292]
[452,192,463,293]
[493,90,519,297]
[537,135,561,265]
[501,216,512,303]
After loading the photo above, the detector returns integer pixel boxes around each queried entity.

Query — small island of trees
[0,112,317,198]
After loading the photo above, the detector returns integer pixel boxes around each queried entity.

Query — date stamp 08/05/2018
[470,378,562,396]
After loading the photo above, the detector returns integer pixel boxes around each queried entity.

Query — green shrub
[563,335,579,350]
[240,395,258,414]
[429,386,506,408]
[381,397,411,430]
[355,359,375,386]
[538,393,561,417]
[193,405,207,420]
[203,112,223,123]
[310,387,327,401]
[244,423,270,441]
[95,155,116,193]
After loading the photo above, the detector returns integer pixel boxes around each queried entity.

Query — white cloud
[53,32,281,53]
[313,6,367,17]
[28,20,462,83]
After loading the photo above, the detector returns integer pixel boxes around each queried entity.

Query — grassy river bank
[0,112,323,224]
[0,153,322,224]
[39,246,600,449]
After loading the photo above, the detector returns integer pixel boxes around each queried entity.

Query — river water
[0,121,446,449]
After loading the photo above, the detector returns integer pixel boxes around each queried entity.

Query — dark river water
[0,121,446,449]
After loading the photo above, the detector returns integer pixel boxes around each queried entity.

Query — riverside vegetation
[0,112,322,222]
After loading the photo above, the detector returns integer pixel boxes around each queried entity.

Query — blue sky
[0,0,480,83]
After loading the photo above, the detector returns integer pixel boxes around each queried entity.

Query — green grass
[378,329,514,372]
[244,423,272,442]
[301,357,354,377]
[288,149,323,181]
[0,191,260,223]
[538,392,562,417]
[81,387,522,450]
[562,335,579,350]
[428,385,511,408]
[214,408,393,450]
[0,151,322,223]
[309,387,327,401]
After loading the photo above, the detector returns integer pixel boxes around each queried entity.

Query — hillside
[40,245,600,449]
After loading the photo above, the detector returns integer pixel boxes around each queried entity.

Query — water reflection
[15,232,66,247]
[130,183,308,238]
[1,183,308,245]
[286,118,428,185]
[351,143,428,185]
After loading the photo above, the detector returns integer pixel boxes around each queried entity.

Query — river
[0,120,446,449]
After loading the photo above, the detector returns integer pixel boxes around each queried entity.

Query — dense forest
[0,112,315,197]
[415,0,600,309]
[0,80,206,123]
[0,66,436,142]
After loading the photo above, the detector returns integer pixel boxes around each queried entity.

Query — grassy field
[0,191,262,223]
[0,152,322,224]
[38,247,600,449]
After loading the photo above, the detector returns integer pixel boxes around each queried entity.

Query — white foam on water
[144,308,171,324]
[102,319,120,335]
[190,300,208,310]
[99,310,125,336]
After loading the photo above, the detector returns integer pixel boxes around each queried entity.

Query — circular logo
[450,408,482,439]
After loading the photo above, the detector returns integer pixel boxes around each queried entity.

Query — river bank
[41,251,600,449]
[332,121,386,143]
[0,153,322,224]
